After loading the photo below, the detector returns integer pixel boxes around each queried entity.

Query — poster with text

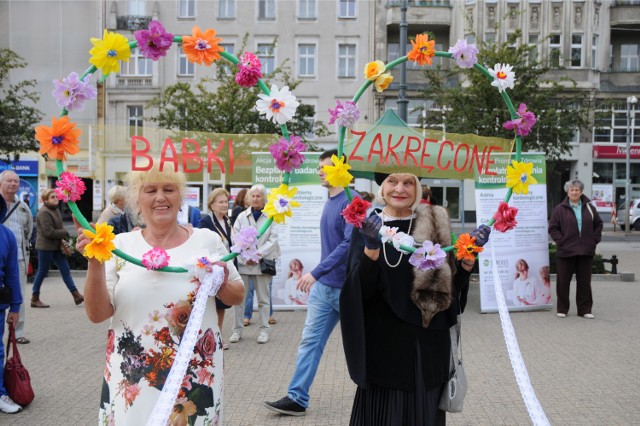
[591,184,614,213]
[475,153,552,313]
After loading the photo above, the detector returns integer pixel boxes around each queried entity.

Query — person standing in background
[230,188,249,226]
[97,185,126,224]
[0,171,32,344]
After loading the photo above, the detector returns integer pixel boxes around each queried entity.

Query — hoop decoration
[329,34,538,272]
[35,21,305,272]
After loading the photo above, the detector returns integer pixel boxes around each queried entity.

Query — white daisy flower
[256,84,300,125]
[488,63,515,92]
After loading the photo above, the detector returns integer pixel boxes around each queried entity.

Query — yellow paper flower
[263,184,301,224]
[89,29,131,75]
[82,222,116,263]
[506,160,538,194]
[364,60,386,81]
[322,154,353,188]
[374,73,393,92]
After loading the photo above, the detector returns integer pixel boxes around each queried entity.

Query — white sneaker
[257,331,269,344]
[229,331,241,343]
[556,313,567,318]
[0,395,22,414]
[583,313,595,319]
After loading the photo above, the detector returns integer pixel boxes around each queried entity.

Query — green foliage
[0,49,44,162]
[418,30,590,163]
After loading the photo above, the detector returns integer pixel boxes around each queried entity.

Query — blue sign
[0,160,39,176]
[19,179,37,216]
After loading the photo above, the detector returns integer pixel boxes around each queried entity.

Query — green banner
[475,152,547,189]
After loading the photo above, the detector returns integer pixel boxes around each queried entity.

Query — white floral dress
[99,228,240,425]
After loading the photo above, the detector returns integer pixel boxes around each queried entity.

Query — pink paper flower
[52,72,97,112]
[141,247,170,270]
[269,135,306,172]
[341,197,371,229]
[134,20,174,61]
[328,100,360,127]
[503,103,537,137]
[448,39,479,69]
[235,52,262,87]
[230,227,260,262]
[54,171,86,202]
[492,201,519,232]
[409,240,447,271]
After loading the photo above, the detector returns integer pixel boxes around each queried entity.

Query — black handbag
[259,258,277,276]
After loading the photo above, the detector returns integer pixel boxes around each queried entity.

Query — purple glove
[470,224,491,247]
[359,215,383,250]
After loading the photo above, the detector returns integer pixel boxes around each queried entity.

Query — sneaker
[557,313,567,318]
[229,331,241,343]
[0,395,22,414]
[257,330,269,344]
[583,313,595,319]
[264,396,306,416]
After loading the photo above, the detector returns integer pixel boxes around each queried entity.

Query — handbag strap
[5,322,21,363]
[1,201,20,224]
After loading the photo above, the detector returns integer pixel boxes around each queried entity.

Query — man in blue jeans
[264,149,355,416]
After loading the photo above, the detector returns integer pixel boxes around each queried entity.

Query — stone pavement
[5,233,640,425]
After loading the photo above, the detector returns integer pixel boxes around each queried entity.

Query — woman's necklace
[381,209,414,268]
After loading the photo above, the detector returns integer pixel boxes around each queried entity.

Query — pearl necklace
[381,210,414,268]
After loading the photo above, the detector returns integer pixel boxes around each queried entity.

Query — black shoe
[264,396,306,416]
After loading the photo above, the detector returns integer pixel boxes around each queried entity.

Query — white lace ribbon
[488,241,551,426]
[146,265,225,426]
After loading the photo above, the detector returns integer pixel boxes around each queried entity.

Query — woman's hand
[212,261,229,287]
[470,224,491,247]
[359,216,382,250]
[73,217,93,256]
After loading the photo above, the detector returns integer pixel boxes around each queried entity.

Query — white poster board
[591,184,614,213]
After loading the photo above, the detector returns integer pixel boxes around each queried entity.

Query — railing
[387,0,450,6]
[116,77,153,88]
[116,15,152,31]
[612,0,640,6]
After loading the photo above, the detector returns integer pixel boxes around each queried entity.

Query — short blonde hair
[207,188,230,210]
[126,162,187,215]
[41,188,56,203]
[108,185,127,203]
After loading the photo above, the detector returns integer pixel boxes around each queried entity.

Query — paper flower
[448,39,479,69]
[190,255,224,283]
[364,60,386,81]
[141,247,171,270]
[89,29,131,75]
[134,20,174,61]
[235,52,262,87]
[256,84,300,125]
[230,227,260,262]
[328,100,360,127]
[407,33,436,67]
[506,160,538,194]
[341,197,371,228]
[322,154,353,188]
[374,73,393,93]
[493,201,519,232]
[182,26,223,66]
[409,240,447,271]
[488,63,515,92]
[380,225,398,244]
[51,72,97,112]
[35,116,82,161]
[263,184,301,224]
[454,233,483,262]
[82,222,116,263]
[390,232,415,254]
[55,172,86,202]
[503,103,537,137]
[269,135,306,173]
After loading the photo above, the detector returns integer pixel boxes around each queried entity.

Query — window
[621,44,639,71]
[219,43,235,74]
[298,44,316,77]
[549,34,561,67]
[592,35,598,69]
[128,106,144,137]
[528,34,539,64]
[338,43,356,78]
[218,0,235,19]
[338,0,356,19]
[178,50,195,76]
[570,34,583,68]
[178,0,195,18]
[298,0,316,19]
[258,0,276,20]
[128,0,145,15]
[257,43,275,75]
[299,99,318,139]
[120,48,152,76]
[593,101,640,144]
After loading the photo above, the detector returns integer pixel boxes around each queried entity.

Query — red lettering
[385,134,403,165]
[419,137,437,173]
[469,145,488,174]
[437,140,454,170]
[207,139,226,174]
[131,136,152,171]
[160,138,179,172]
[348,130,366,162]
[181,139,203,173]
[483,145,502,175]
[453,143,470,172]
[403,136,421,168]
[368,133,384,165]
[228,139,235,174]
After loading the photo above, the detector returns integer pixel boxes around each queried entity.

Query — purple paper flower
[503,103,537,136]
[408,240,447,271]
[328,100,360,127]
[235,52,262,87]
[134,20,174,61]
[230,227,260,262]
[51,72,97,112]
[268,135,306,173]
[448,39,479,69]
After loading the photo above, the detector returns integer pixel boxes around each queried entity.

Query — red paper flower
[493,201,519,232]
[341,196,371,228]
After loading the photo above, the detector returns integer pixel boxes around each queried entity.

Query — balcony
[116,76,154,88]
[386,1,452,28]
[610,1,640,27]
[116,15,152,31]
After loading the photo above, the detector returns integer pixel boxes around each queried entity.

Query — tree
[418,29,590,163]
[0,49,44,162]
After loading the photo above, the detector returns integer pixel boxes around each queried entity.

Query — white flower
[380,226,398,244]
[255,84,300,125]
[391,233,416,254]
[488,63,515,92]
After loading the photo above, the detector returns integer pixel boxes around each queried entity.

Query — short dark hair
[319,149,338,161]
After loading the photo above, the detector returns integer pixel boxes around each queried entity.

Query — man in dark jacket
[549,179,603,319]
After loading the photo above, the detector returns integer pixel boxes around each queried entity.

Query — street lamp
[625,95,637,234]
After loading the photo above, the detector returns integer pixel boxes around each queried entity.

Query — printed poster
[591,184,614,213]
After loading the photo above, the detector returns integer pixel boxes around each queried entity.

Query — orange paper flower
[407,34,436,67]
[181,26,223,66]
[453,233,483,261]
[35,116,82,161]
[82,222,116,262]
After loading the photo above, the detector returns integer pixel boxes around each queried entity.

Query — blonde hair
[107,185,127,203]
[207,188,230,210]
[41,188,56,203]
[539,265,550,283]
[125,162,186,216]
